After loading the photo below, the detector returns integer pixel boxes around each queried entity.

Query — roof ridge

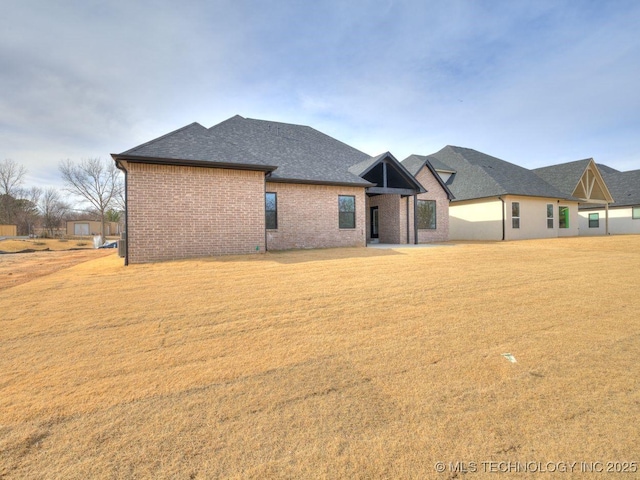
[534,158,593,171]
[244,117,311,129]
[209,115,245,130]
[245,117,371,157]
[121,122,206,155]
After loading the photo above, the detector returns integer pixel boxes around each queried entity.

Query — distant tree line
[0,157,124,238]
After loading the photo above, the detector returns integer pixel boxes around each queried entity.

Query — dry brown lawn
[0,238,96,253]
[0,249,114,291]
[1,236,639,479]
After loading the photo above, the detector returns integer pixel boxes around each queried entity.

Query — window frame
[338,195,356,229]
[511,202,520,229]
[547,203,554,229]
[417,199,437,230]
[265,192,277,230]
[588,212,599,228]
[559,206,569,229]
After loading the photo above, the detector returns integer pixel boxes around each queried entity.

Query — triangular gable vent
[573,160,614,203]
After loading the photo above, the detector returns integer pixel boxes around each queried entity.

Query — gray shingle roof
[532,159,594,197]
[348,152,389,177]
[423,146,571,201]
[402,155,426,177]
[601,169,640,206]
[115,115,373,186]
[208,116,372,185]
[597,164,621,174]
[117,122,275,170]
[401,154,454,199]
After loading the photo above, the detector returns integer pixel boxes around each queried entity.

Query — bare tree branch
[0,159,27,196]
[59,158,123,239]
[39,187,69,237]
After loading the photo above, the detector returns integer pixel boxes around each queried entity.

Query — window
[511,202,520,229]
[417,200,436,229]
[265,192,277,229]
[559,206,569,228]
[633,207,640,219]
[547,204,554,229]
[588,213,599,228]
[338,195,355,229]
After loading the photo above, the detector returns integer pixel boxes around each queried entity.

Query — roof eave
[111,154,277,173]
[266,176,373,188]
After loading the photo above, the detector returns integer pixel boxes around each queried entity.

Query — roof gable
[350,152,424,193]
[533,159,614,203]
[401,154,454,199]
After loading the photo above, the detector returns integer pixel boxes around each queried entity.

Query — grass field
[0,238,95,252]
[1,236,639,478]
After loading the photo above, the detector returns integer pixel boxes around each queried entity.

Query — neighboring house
[405,146,609,241]
[112,115,450,264]
[577,168,640,235]
[66,220,121,237]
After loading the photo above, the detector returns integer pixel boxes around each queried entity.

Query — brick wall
[415,168,450,243]
[126,163,266,263]
[367,194,402,243]
[364,167,450,245]
[265,182,366,250]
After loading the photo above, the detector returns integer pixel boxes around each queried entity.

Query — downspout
[498,196,505,241]
[115,160,129,266]
[413,194,418,244]
[406,196,410,244]
[264,173,268,252]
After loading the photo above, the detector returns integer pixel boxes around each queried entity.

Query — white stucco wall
[579,206,640,235]
[449,198,504,240]
[505,196,579,240]
[450,196,580,241]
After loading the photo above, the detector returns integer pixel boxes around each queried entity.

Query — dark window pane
[589,213,599,228]
[265,192,277,229]
[547,204,554,218]
[339,212,355,228]
[338,195,355,213]
[512,202,520,217]
[417,200,436,229]
[265,211,276,229]
[338,196,356,228]
[265,193,276,211]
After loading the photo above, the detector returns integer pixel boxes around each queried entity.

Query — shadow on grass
[268,246,408,264]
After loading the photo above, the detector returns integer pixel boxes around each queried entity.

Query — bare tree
[12,187,41,236]
[59,158,123,239]
[0,159,28,227]
[39,187,69,237]
[0,159,27,196]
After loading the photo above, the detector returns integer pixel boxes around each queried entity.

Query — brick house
[112,115,453,264]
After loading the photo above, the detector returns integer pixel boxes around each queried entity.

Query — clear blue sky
[2,0,639,188]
